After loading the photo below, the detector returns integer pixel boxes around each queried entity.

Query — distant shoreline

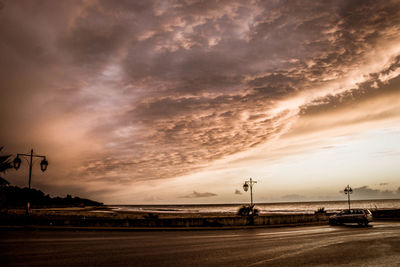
[106,198,400,206]
[106,199,400,215]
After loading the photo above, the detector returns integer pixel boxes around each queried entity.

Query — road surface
[1,222,400,266]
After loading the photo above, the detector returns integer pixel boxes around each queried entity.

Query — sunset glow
[1,0,400,204]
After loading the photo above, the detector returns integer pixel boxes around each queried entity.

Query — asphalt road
[1,222,400,266]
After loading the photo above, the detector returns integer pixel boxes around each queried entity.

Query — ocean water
[109,199,400,215]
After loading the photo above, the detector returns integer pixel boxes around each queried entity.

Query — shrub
[315,207,326,214]
[237,204,259,216]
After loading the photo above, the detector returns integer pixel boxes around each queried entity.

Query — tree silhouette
[0,186,103,207]
[0,147,12,173]
[237,204,259,216]
[0,177,10,187]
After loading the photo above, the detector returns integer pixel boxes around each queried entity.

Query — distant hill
[0,185,103,208]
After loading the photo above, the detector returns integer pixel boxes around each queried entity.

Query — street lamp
[243,178,257,206]
[13,156,21,170]
[13,149,48,216]
[40,158,48,172]
[344,185,353,210]
[13,149,48,189]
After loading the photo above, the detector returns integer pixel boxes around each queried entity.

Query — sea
[108,199,400,215]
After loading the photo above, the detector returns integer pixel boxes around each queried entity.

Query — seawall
[0,213,329,228]
[2,209,399,228]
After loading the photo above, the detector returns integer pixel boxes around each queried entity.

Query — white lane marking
[256,227,336,236]
[249,229,398,266]
[182,234,240,239]
[0,236,160,243]
[248,240,346,266]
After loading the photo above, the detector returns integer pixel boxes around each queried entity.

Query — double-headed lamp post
[13,149,48,216]
[13,149,48,189]
[344,185,353,210]
[243,178,257,206]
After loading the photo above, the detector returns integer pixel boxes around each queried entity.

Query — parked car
[329,209,373,226]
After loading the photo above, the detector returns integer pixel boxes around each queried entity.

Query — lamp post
[243,178,257,206]
[13,149,48,215]
[13,149,48,189]
[344,185,353,210]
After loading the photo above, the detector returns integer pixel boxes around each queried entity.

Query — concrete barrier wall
[46,214,328,227]
[3,209,400,228]
[371,209,400,219]
[105,214,328,227]
[0,213,329,227]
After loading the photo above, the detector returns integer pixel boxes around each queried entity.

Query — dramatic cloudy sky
[1,0,400,204]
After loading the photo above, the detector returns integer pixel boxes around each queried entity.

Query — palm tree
[0,177,10,187]
[0,146,12,173]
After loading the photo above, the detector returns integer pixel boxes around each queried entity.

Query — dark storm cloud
[1,0,400,198]
[234,189,242,195]
[179,191,217,198]
[86,0,400,183]
[300,56,400,117]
